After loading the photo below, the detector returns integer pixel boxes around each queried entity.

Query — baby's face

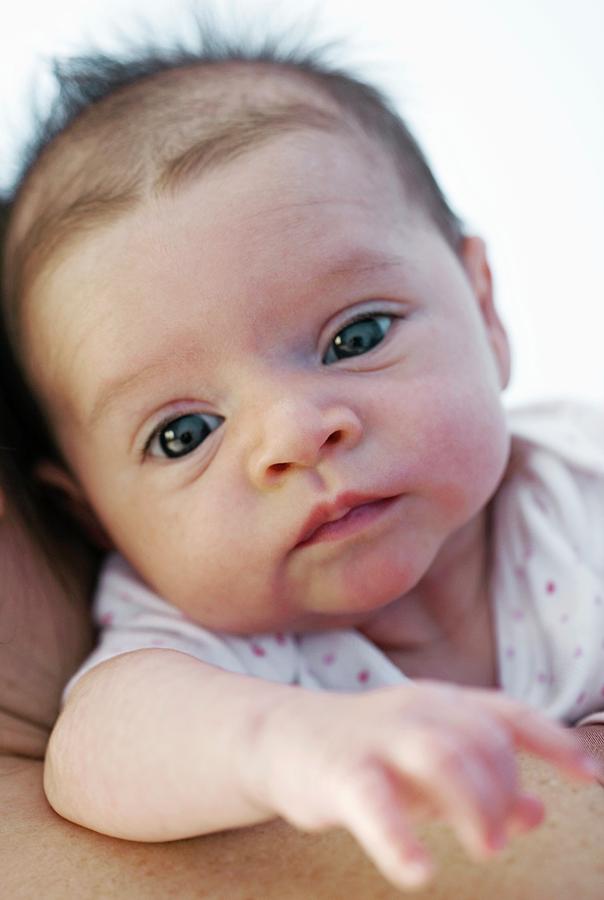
[25,129,510,633]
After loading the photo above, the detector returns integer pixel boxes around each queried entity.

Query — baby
[2,32,603,891]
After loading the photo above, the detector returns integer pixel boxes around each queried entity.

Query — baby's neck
[359,507,498,688]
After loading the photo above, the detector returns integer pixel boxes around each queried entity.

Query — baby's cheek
[412,388,509,510]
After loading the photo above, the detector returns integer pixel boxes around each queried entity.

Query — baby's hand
[246,682,599,890]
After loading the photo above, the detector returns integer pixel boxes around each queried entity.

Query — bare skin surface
[0,489,602,898]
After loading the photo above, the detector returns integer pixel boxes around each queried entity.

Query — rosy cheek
[416,397,508,512]
[434,480,472,515]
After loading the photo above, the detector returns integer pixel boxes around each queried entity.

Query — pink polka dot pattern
[511,609,525,621]
[322,653,336,666]
[505,646,516,659]
[274,633,287,645]
[574,646,584,659]
[576,691,587,706]
[357,669,370,684]
[99,612,114,626]
[546,580,556,594]
[251,642,266,657]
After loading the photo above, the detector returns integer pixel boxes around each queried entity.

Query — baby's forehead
[8,62,356,292]
[5,62,388,365]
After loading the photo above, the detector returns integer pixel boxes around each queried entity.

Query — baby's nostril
[325,430,342,445]
[269,462,290,474]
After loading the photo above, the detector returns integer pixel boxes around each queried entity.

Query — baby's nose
[246,396,363,488]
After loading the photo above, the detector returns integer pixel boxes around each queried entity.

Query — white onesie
[65,402,604,726]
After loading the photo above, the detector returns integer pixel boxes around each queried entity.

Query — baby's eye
[323,315,393,364]
[147,413,223,459]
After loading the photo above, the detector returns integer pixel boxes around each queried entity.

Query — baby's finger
[335,759,434,889]
[388,722,519,858]
[479,695,600,780]
[415,742,513,857]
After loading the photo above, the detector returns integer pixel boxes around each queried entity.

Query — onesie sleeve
[62,553,300,701]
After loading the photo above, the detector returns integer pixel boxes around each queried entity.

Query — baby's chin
[158,545,425,636]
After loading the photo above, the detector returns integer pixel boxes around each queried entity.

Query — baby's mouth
[295,494,401,548]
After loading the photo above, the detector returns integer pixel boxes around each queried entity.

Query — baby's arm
[45,649,293,836]
[44,648,600,891]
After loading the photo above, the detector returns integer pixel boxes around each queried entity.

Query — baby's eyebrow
[317,251,407,283]
[88,358,180,429]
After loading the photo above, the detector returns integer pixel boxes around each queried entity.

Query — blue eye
[323,315,393,364]
[148,413,223,459]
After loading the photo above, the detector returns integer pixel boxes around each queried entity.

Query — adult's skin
[0,450,603,900]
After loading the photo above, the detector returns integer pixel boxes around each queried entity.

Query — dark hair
[14,27,462,236]
[0,198,36,502]
[0,199,91,563]
[0,197,55,462]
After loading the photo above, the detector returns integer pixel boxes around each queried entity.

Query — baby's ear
[35,460,113,550]
[460,235,511,389]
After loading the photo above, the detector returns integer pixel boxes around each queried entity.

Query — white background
[1,0,602,407]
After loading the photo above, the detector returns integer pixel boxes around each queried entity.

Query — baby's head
[1,33,511,633]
